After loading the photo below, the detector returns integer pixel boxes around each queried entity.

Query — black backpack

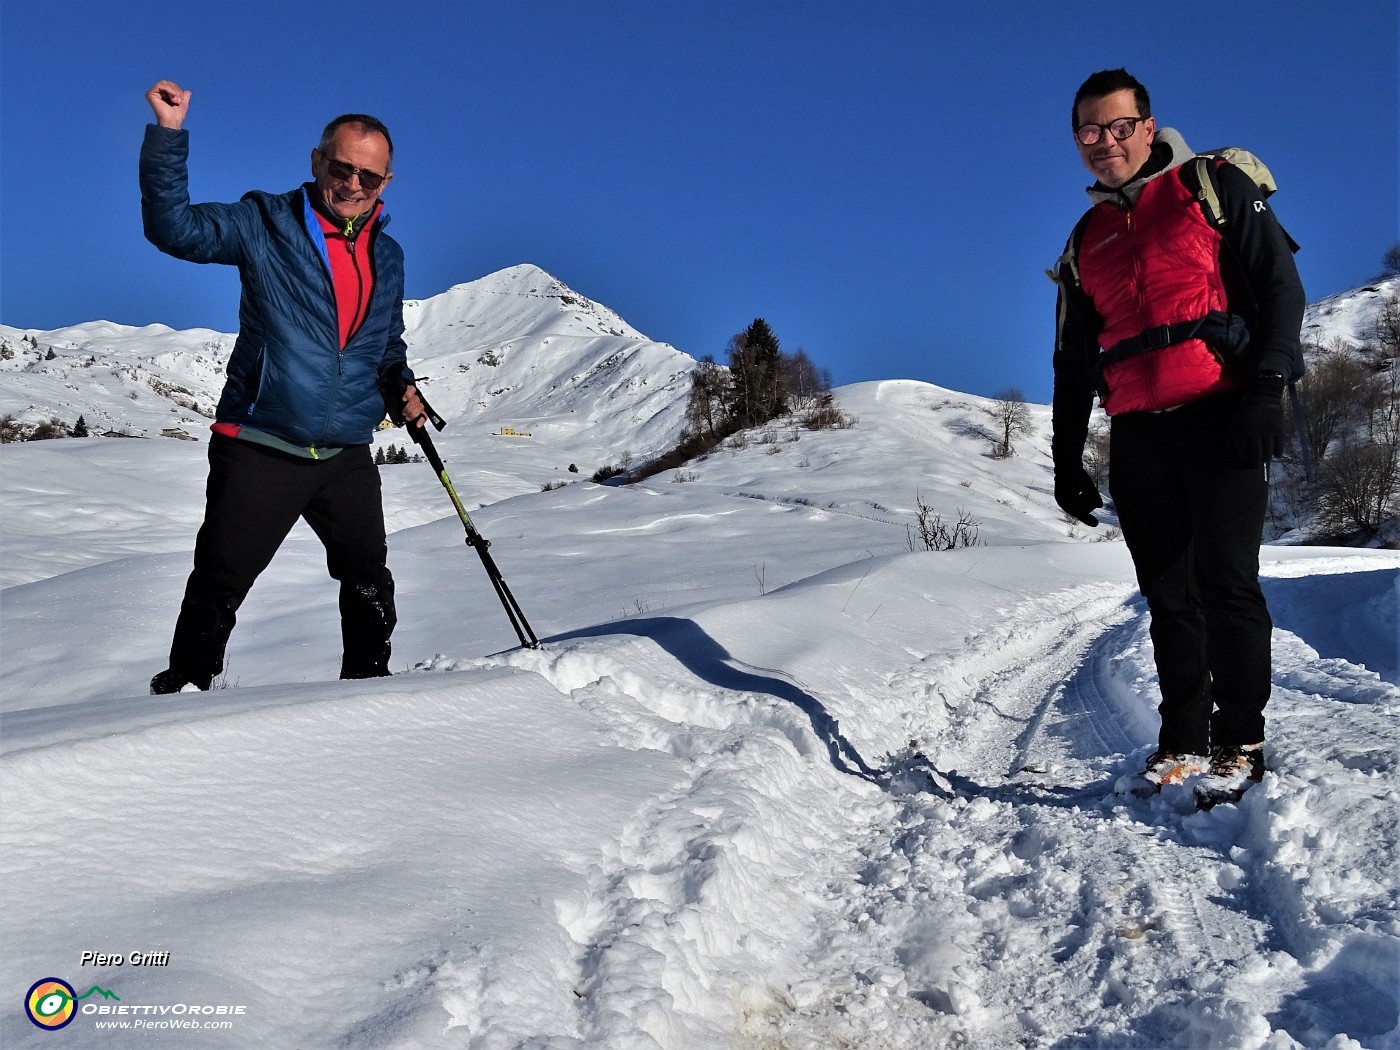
[1050,147,1305,384]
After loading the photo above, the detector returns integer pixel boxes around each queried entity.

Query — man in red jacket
[1051,69,1305,807]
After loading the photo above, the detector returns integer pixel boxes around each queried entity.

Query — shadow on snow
[548,615,1119,812]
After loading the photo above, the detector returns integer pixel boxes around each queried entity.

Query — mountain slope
[401,264,696,455]
[1301,273,1398,351]
[0,264,697,456]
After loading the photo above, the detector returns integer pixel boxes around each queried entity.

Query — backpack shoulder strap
[1187,148,1280,230]
[1046,210,1094,287]
[1184,155,1226,228]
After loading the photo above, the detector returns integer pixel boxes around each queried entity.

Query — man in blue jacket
[142,79,425,693]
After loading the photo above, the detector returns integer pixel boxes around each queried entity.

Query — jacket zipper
[343,215,369,348]
[308,204,378,446]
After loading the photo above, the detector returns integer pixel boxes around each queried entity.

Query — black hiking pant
[1109,395,1272,754]
[167,435,396,684]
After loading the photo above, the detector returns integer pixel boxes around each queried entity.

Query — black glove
[378,363,445,431]
[1054,464,1103,527]
[378,362,411,425]
[1228,373,1287,467]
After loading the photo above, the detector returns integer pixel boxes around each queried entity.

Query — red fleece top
[314,202,380,349]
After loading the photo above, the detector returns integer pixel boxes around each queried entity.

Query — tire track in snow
[969,590,1275,1038]
[765,584,1280,1048]
[403,573,1394,1048]
[1039,611,1155,764]
[884,583,1139,781]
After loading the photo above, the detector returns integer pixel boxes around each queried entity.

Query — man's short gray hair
[317,114,394,169]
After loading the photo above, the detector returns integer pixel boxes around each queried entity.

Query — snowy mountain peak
[399,267,695,451]
[408,264,650,345]
[0,265,697,451]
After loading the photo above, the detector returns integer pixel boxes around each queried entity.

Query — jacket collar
[1085,127,1194,208]
[301,182,385,238]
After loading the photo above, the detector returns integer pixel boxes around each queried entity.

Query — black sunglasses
[1075,116,1149,146]
[321,156,388,192]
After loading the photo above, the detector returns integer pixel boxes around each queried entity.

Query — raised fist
[146,80,191,130]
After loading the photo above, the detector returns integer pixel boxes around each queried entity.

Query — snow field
[2,373,1397,1048]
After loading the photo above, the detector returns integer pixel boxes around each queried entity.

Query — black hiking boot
[150,669,212,695]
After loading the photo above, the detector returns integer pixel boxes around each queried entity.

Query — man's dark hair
[318,114,394,168]
[1072,69,1151,129]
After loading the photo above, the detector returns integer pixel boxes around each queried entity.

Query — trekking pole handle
[379,364,446,431]
[413,388,447,432]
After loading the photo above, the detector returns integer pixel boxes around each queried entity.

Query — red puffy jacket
[1078,166,1242,414]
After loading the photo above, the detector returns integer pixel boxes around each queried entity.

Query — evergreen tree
[1383,242,1400,278]
[727,318,786,429]
[73,415,89,438]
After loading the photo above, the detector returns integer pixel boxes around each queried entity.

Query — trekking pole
[401,410,540,651]
[1287,382,1316,485]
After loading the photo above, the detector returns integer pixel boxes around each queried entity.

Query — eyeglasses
[1074,116,1149,146]
[320,155,388,192]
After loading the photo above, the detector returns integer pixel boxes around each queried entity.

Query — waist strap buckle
[1142,324,1173,350]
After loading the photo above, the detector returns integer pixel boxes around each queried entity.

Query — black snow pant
[167,435,396,685]
[1108,394,1272,754]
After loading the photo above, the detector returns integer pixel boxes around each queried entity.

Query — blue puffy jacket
[140,125,410,450]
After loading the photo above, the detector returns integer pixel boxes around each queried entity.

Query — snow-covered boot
[1142,750,1210,787]
[1194,744,1265,809]
[1116,749,1210,797]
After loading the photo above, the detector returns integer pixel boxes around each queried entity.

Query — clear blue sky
[1,1,1395,402]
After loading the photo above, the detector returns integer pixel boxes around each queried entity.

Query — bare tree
[29,417,70,440]
[1371,291,1400,361]
[781,348,831,414]
[1083,420,1112,490]
[801,391,856,430]
[906,495,983,551]
[1313,439,1399,539]
[1298,347,1372,461]
[988,387,1036,458]
[1365,363,1400,451]
[685,355,729,440]
[1311,364,1400,538]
